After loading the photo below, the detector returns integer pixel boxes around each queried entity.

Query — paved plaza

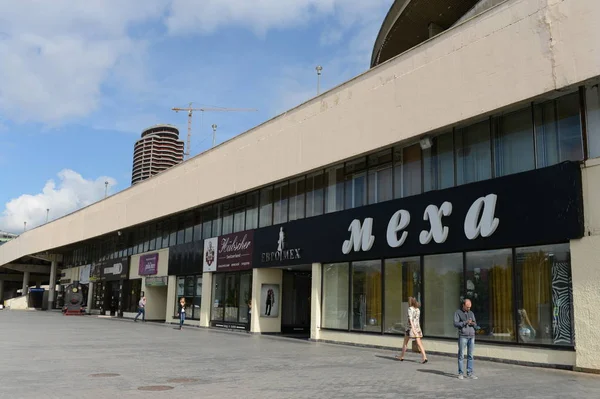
[1,311,600,398]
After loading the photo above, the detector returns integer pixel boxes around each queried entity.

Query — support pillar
[22,271,30,295]
[47,258,58,310]
[87,282,94,314]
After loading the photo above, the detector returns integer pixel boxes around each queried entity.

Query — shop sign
[79,264,91,284]
[253,162,584,267]
[139,253,159,276]
[59,278,71,285]
[99,256,130,281]
[145,276,168,287]
[216,231,254,272]
[203,237,218,272]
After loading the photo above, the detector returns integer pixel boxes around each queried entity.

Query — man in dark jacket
[453,299,478,380]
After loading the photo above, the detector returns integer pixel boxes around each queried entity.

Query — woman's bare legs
[396,336,410,360]
[415,337,428,362]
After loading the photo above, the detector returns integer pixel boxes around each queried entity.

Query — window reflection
[494,108,534,177]
[456,120,492,185]
[322,263,349,330]
[424,253,463,338]
[352,260,382,332]
[384,257,420,335]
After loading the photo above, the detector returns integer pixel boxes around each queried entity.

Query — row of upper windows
[66,86,599,266]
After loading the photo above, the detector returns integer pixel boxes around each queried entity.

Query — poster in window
[260,284,280,318]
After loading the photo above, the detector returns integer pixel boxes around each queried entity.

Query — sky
[0,0,393,234]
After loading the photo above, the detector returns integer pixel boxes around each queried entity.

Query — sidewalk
[1,310,599,399]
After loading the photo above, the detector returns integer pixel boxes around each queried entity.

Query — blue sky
[0,0,392,233]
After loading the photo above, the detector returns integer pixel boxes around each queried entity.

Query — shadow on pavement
[417,369,457,379]
[375,355,418,363]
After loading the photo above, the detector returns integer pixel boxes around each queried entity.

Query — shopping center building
[1,0,600,372]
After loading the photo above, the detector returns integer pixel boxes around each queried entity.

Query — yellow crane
[172,102,258,159]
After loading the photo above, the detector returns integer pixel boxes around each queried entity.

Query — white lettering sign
[386,210,410,248]
[342,218,375,254]
[464,194,500,240]
[419,202,452,244]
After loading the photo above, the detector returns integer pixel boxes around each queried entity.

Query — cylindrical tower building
[131,125,184,185]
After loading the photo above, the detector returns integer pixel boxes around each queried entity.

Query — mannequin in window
[518,308,536,342]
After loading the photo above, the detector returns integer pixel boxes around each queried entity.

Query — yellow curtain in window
[491,265,513,335]
[520,251,551,330]
[366,271,382,324]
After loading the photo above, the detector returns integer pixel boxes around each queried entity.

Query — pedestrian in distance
[396,296,428,363]
[134,296,146,322]
[177,297,186,330]
[454,298,478,380]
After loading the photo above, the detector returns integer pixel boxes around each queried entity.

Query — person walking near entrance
[246,299,252,332]
[396,297,428,363]
[134,296,146,322]
[454,298,478,380]
[177,297,186,330]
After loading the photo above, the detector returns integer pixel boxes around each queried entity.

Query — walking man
[453,298,478,380]
[134,296,146,322]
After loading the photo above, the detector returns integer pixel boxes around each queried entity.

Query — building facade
[2,0,600,373]
[131,125,184,185]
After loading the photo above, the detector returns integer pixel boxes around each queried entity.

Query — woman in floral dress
[396,296,428,363]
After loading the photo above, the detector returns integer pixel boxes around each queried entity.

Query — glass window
[202,206,214,239]
[394,144,422,199]
[148,225,156,251]
[288,177,306,221]
[423,132,455,192]
[325,165,344,213]
[306,171,324,218]
[233,208,245,233]
[184,213,194,244]
[587,85,600,159]
[465,249,514,342]
[384,257,420,335]
[424,253,463,338]
[259,186,274,227]
[344,158,367,210]
[193,277,202,319]
[176,218,185,245]
[210,272,252,324]
[211,273,225,321]
[222,200,234,235]
[212,204,222,237]
[239,272,253,323]
[322,263,349,330]
[515,244,573,346]
[175,275,201,320]
[223,273,239,322]
[351,260,382,332]
[456,120,492,185]
[368,150,393,204]
[535,92,583,168]
[493,107,535,177]
[273,182,289,225]
[193,212,202,241]
[245,191,259,230]
[161,223,170,248]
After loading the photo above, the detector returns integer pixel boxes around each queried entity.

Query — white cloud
[0,170,117,233]
[0,0,167,125]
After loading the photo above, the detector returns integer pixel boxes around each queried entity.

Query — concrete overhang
[1,263,51,274]
[371,0,480,67]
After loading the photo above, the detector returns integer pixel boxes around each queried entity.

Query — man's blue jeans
[458,336,475,376]
[134,307,145,321]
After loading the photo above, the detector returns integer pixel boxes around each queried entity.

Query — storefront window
[211,272,253,324]
[351,260,382,332]
[322,263,349,330]
[515,244,573,346]
[273,182,289,225]
[325,165,344,213]
[535,92,583,167]
[288,177,306,222]
[423,132,454,192]
[345,158,367,210]
[367,150,393,204]
[494,107,535,177]
[384,257,420,335]
[305,171,324,218]
[424,253,463,338]
[587,85,600,159]
[176,275,202,320]
[456,120,492,185]
[465,249,514,342]
[222,200,234,235]
[123,279,142,313]
[259,186,274,227]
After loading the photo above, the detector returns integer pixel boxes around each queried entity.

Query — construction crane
[172,102,258,159]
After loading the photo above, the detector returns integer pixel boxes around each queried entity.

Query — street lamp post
[46,208,50,223]
[212,124,218,148]
[23,221,27,232]
[104,181,109,198]
[316,65,323,95]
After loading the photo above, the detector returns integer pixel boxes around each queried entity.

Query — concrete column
[87,282,94,314]
[200,272,213,328]
[22,271,30,295]
[47,258,58,310]
[310,263,322,341]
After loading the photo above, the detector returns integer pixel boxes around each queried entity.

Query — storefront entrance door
[281,270,311,336]
[104,281,120,316]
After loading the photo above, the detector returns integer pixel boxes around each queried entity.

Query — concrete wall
[2,0,599,268]
[251,268,282,333]
[570,160,600,371]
